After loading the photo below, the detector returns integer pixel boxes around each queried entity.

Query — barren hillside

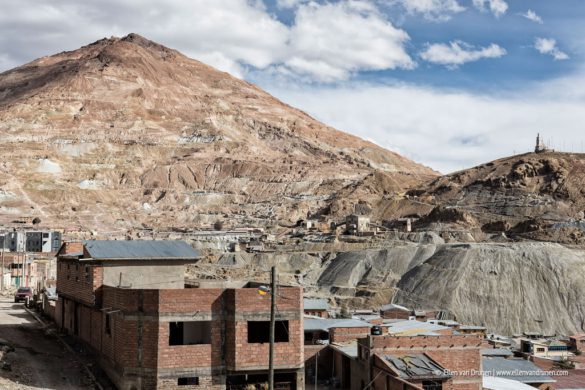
[0,33,436,232]
[394,242,585,335]
[403,151,585,243]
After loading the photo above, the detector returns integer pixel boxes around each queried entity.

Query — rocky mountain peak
[0,35,436,232]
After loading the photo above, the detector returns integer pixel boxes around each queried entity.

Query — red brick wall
[330,326,371,343]
[90,309,102,351]
[225,286,303,371]
[100,287,160,370]
[305,310,328,318]
[157,288,224,370]
[79,304,93,343]
[158,288,223,313]
[369,335,483,390]
[55,297,63,328]
[381,309,411,320]
[60,242,83,255]
[56,258,102,306]
[62,297,75,333]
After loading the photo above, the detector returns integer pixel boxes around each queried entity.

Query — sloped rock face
[0,34,436,232]
[406,152,585,243]
[394,242,585,335]
[317,244,437,288]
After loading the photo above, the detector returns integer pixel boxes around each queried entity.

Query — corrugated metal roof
[481,349,514,357]
[353,314,382,322]
[460,325,487,330]
[482,357,555,384]
[330,342,358,359]
[483,376,539,390]
[384,354,451,380]
[304,298,329,311]
[380,303,410,312]
[83,240,201,260]
[304,318,371,332]
[384,320,450,336]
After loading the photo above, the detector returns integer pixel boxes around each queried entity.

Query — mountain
[0,33,437,233]
[405,150,585,244]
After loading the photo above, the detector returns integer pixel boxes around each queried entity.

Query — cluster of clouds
[534,38,570,61]
[390,0,465,21]
[269,74,585,172]
[0,0,570,81]
[472,0,508,18]
[390,0,506,20]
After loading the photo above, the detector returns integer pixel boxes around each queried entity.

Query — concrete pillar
[295,368,305,390]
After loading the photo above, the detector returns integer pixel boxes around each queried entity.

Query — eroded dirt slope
[0,33,436,232]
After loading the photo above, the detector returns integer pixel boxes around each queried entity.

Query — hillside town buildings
[0,229,61,253]
[1,236,583,390]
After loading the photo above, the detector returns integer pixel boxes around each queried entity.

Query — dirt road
[0,297,94,389]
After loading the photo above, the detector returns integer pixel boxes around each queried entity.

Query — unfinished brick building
[308,319,483,390]
[356,333,483,390]
[56,240,304,389]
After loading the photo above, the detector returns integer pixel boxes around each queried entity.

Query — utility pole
[269,266,276,390]
[1,234,5,291]
[315,350,319,390]
[21,252,25,287]
[24,253,28,287]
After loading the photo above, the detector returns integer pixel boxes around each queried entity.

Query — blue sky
[1,0,584,172]
[251,0,581,91]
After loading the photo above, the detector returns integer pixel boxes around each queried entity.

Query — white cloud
[0,0,289,76]
[283,1,415,81]
[472,0,508,18]
[391,0,465,21]
[521,9,543,24]
[265,75,585,173]
[0,0,414,83]
[534,38,569,61]
[420,41,506,68]
[276,0,309,8]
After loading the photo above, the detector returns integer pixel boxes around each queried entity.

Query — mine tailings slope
[393,242,585,335]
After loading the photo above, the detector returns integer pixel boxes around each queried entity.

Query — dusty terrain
[0,33,436,233]
[0,298,93,389]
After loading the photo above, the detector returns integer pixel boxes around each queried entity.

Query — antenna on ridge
[535,133,548,153]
